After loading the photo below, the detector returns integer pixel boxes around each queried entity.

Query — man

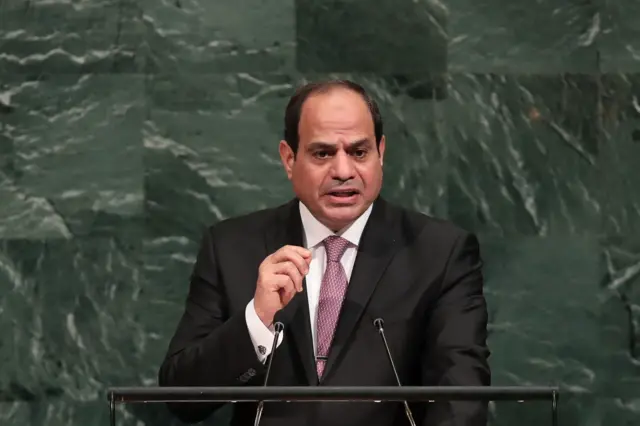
[158,80,491,426]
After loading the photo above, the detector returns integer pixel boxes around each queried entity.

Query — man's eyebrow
[307,138,370,150]
[347,138,370,148]
[307,141,335,150]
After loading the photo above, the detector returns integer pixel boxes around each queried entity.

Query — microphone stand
[253,322,284,426]
[374,318,417,426]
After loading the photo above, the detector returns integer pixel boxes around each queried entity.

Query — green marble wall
[0,0,638,425]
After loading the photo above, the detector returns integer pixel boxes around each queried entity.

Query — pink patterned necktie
[315,235,351,378]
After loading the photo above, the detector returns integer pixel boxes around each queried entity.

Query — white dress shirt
[245,201,374,362]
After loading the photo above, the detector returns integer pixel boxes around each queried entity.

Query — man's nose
[331,151,356,181]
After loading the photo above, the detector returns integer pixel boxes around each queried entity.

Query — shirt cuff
[245,298,284,363]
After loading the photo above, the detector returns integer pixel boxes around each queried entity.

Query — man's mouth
[327,190,359,198]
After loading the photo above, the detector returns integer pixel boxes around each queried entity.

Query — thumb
[279,287,296,306]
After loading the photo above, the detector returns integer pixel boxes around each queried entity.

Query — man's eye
[353,149,367,158]
[314,151,330,158]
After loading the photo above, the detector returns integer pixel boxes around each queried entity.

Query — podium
[107,385,559,425]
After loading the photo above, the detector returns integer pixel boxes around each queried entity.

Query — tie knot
[323,235,350,262]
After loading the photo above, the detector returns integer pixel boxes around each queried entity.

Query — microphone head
[373,318,384,330]
[273,322,285,333]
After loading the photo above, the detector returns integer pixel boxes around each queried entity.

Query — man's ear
[378,135,386,166]
[279,140,295,179]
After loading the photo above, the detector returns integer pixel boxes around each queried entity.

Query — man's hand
[254,245,312,327]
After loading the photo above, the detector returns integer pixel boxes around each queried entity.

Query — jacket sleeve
[158,227,266,424]
[421,232,492,426]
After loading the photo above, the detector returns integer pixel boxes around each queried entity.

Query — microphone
[253,321,284,426]
[373,318,417,426]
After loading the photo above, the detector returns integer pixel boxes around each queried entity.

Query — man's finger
[280,287,297,305]
[276,277,297,304]
[284,245,312,258]
[271,251,310,277]
[271,245,311,261]
[274,262,303,292]
[273,272,297,293]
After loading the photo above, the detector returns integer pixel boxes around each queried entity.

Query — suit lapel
[321,197,401,381]
[265,199,318,385]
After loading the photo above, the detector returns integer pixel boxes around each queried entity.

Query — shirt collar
[299,200,373,249]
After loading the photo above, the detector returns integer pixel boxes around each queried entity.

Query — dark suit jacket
[158,197,491,426]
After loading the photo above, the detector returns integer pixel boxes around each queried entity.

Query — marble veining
[0,0,638,425]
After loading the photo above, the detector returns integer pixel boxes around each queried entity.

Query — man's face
[279,88,386,232]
